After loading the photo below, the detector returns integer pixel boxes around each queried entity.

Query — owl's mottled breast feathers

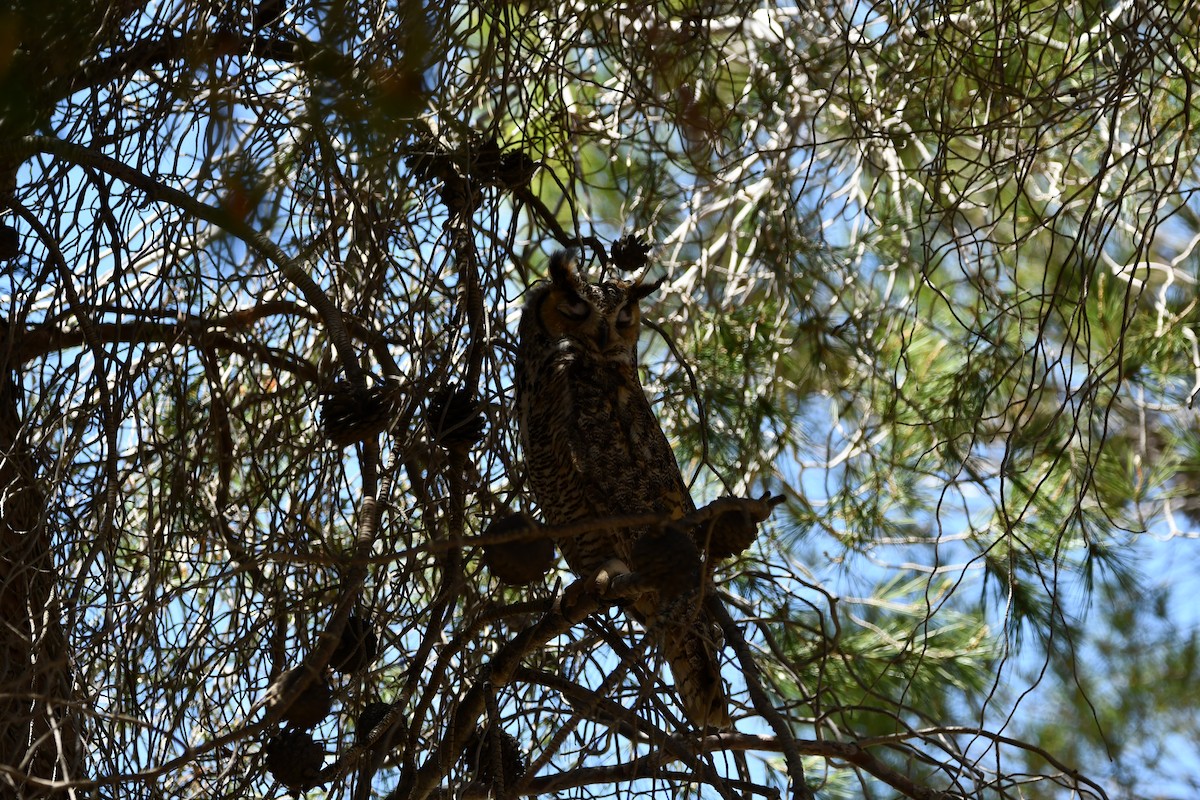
[514,252,689,575]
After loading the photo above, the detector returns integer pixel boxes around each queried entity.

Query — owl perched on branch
[515,251,731,730]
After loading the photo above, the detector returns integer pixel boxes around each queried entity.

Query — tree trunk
[0,324,81,797]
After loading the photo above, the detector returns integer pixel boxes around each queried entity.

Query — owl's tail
[637,595,732,730]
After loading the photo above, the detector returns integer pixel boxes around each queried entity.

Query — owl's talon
[597,559,656,606]
[592,558,631,595]
[559,579,598,623]
[559,561,641,622]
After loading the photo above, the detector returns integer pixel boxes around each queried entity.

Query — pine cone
[356,701,392,745]
[468,135,506,184]
[464,727,527,789]
[427,385,486,449]
[265,729,325,792]
[321,380,403,446]
[610,234,653,272]
[407,133,456,184]
[480,514,555,585]
[697,500,764,560]
[330,614,379,674]
[0,225,18,261]
[631,525,700,599]
[493,150,538,190]
[251,0,286,29]
[704,512,756,560]
[278,666,333,730]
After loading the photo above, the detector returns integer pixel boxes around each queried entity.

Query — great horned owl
[515,251,731,729]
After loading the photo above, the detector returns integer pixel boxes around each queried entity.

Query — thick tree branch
[11,318,320,382]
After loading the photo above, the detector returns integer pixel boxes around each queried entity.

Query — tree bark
[0,324,81,797]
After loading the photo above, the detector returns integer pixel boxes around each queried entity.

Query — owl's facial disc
[533,251,655,363]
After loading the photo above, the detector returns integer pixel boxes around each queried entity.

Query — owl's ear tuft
[629,276,665,302]
[548,250,582,292]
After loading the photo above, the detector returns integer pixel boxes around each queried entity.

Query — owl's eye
[615,305,635,328]
[559,296,591,321]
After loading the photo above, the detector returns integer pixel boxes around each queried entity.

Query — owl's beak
[595,325,609,349]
